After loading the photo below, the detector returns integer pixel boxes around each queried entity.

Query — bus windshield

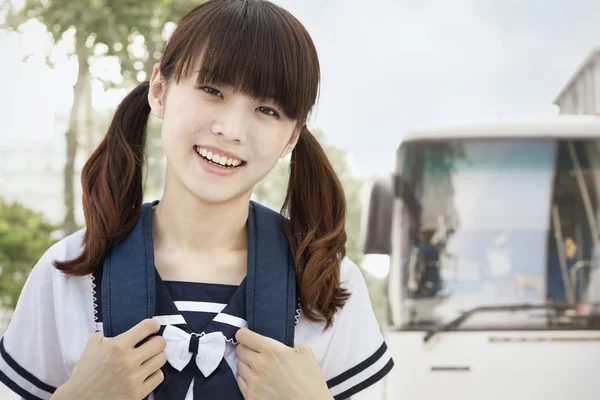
[397,138,600,330]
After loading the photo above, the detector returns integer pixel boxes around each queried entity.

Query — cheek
[159,111,201,155]
[249,144,284,173]
[251,127,295,161]
[159,124,195,171]
[159,124,178,158]
[160,91,207,143]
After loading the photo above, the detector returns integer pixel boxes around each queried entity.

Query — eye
[257,106,280,117]
[199,86,223,98]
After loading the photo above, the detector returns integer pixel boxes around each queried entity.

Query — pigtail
[282,126,350,329]
[54,81,152,275]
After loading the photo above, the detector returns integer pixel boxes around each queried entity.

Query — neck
[152,177,250,256]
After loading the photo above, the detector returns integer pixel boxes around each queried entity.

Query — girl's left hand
[235,328,333,400]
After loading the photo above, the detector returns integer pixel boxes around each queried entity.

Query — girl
[0,1,394,399]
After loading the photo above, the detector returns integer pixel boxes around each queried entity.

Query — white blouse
[0,229,394,400]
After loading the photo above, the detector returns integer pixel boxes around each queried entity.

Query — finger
[236,359,253,381]
[134,335,167,365]
[235,328,280,353]
[140,350,168,380]
[236,344,259,367]
[141,368,165,398]
[117,319,160,348]
[237,375,248,398]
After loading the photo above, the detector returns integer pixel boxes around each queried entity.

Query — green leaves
[252,129,365,265]
[0,199,58,308]
[252,131,390,324]
[1,0,206,235]
[2,0,204,85]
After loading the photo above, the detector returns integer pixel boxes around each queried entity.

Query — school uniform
[0,204,394,400]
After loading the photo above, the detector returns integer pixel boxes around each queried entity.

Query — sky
[273,0,600,176]
[1,0,600,178]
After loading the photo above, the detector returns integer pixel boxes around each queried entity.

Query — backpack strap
[245,201,297,347]
[102,200,297,348]
[102,200,158,337]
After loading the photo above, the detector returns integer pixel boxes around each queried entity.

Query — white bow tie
[162,325,226,377]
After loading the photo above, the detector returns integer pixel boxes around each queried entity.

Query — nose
[211,107,249,143]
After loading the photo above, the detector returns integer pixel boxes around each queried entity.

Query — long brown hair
[55,0,349,328]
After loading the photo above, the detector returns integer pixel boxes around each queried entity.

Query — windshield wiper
[423,303,570,343]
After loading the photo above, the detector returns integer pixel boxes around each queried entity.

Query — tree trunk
[84,64,94,157]
[63,34,90,235]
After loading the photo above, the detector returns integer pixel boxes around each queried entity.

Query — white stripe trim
[153,313,247,328]
[329,348,392,397]
[185,377,194,400]
[174,301,226,313]
[0,350,54,399]
[153,315,186,325]
[214,313,248,328]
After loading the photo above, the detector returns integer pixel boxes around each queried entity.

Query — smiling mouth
[194,146,246,169]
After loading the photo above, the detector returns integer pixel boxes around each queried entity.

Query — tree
[254,128,365,263]
[1,0,202,234]
[0,198,58,309]
[252,130,388,324]
[93,108,166,198]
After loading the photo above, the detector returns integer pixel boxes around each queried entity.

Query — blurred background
[0,0,599,399]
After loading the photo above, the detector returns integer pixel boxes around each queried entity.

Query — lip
[193,147,246,177]
[195,145,245,162]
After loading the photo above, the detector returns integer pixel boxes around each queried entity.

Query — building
[553,48,600,115]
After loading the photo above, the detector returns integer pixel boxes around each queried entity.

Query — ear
[280,127,301,159]
[148,66,167,120]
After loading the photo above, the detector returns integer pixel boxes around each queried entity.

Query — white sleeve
[320,258,394,400]
[0,242,70,400]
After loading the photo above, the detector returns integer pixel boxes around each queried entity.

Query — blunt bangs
[161,0,320,121]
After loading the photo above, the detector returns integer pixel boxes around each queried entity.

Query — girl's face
[148,64,299,205]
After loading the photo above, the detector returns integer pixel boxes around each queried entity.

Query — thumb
[236,328,286,352]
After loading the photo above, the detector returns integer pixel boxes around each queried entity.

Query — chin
[187,185,252,206]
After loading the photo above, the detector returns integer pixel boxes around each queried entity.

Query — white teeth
[195,146,243,168]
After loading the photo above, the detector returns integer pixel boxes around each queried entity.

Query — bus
[361,115,600,400]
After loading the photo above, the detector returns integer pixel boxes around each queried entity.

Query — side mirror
[360,174,394,255]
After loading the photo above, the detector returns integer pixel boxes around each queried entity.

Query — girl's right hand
[52,318,167,400]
